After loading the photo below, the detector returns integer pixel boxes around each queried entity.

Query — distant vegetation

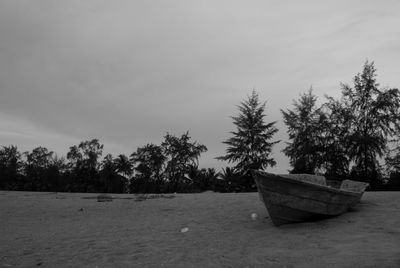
[1,61,399,192]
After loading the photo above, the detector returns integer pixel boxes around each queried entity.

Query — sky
[1,0,400,173]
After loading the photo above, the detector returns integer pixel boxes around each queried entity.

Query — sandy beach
[1,191,399,268]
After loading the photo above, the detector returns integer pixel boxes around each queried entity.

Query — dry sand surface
[1,191,399,268]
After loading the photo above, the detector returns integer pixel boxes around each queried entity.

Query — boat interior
[277,173,369,193]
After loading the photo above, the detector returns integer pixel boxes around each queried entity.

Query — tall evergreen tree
[319,97,352,177]
[281,88,326,174]
[218,90,279,173]
[341,61,400,183]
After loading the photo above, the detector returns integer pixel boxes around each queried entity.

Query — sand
[0,191,399,268]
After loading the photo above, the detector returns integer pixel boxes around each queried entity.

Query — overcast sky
[1,0,400,173]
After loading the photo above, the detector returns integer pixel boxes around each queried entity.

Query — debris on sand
[134,194,176,202]
[80,194,174,201]
[180,227,189,233]
[97,194,113,202]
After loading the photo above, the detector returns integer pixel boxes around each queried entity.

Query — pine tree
[319,97,351,177]
[218,90,279,173]
[281,88,326,174]
[341,61,400,183]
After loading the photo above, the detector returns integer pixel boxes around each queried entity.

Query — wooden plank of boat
[251,170,369,226]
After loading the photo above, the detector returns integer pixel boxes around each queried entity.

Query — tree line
[1,61,400,193]
[281,61,400,190]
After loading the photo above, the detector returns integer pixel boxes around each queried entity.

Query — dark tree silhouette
[340,61,400,183]
[66,139,104,192]
[130,143,166,193]
[99,154,128,193]
[386,142,400,174]
[0,145,23,190]
[187,166,219,192]
[385,142,400,190]
[46,154,68,192]
[319,97,352,177]
[23,147,54,191]
[162,132,207,192]
[218,90,279,173]
[114,154,133,179]
[219,166,246,192]
[281,88,325,174]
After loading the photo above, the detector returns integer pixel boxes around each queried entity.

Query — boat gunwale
[258,187,358,208]
[252,170,367,197]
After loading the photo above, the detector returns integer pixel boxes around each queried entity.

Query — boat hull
[252,171,368,226]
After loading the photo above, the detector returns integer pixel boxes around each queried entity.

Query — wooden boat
[251,170,369,226]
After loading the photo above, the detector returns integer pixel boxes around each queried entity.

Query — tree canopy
[340,61,400,182]
[218,90,279,173]
[281,88,326,174]
[162,131,208,192]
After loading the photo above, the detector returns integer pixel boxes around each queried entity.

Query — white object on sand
[181,227,189,233]
[251,213,258,220]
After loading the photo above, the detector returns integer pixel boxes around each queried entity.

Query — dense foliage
[1,61,400,192]
[217,90,279,191]
[341,62,400,185]
[281,88,326,174]
[282,61,400,189]
[218,90,279,172]
[0,134,215,193]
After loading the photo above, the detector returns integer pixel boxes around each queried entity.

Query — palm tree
[114,154,133,178]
